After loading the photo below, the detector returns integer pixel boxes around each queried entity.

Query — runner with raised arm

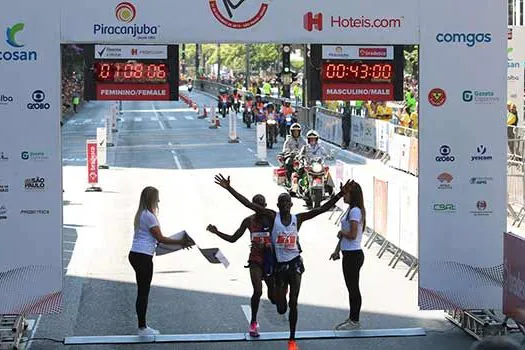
[206,194,276,338]
[214,174,351,350]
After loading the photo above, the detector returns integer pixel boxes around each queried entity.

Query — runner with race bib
[206,194,276,338]
[214,173,352,350]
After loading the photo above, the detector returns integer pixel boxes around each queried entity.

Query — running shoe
[335,319,360,330]
[249,322,260,337]
[138,326,160,336]
[288,339,299,350]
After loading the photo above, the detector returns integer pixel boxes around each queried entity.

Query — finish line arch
[0,0,506,319]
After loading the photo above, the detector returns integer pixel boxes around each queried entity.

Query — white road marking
[150,117,159,121]
[152,103,165,130]
[82,118,92,124]
[99,118,105,124]
[241,305,251,324]
[168,142,182,170]
[185,116,194,120]
[121,108,195,113]
[168,116,177,121]
[134,117,142,122]
[26,314,42,350]
[247,148,254,153]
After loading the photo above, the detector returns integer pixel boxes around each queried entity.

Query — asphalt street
[26,89,478,350]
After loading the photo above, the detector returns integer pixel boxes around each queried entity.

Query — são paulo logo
[209,0,270,29]
[1,22,37,62]
[27,90,50,110]
[94,2,159,39]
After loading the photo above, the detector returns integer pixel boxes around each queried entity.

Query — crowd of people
[61,71,83,116]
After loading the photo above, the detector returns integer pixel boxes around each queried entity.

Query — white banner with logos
[508,27,525,127]
[419,0,506,309]
[0,0,62,314]
[94,44,167,59]
[256,122,267,163]
[322,45,394,60]
[60,0,419,44]
[362,118,377,149]
[96,127,107,166]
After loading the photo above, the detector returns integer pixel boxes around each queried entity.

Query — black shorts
[275,256,305,287]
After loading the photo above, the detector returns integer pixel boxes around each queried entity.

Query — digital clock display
[95,62,168,84]
[321,62,394,83]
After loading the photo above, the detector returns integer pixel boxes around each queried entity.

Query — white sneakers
[138,326,160,336]
[335,319,360,330]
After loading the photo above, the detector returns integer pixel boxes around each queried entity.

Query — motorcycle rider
[243,94,255,127]
[217,87,230,118]
[230,88,242,113]
[282,123,306,182]
[299,130,330,162]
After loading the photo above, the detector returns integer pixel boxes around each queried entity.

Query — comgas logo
[210,0,270,29]
[436,32,492,47]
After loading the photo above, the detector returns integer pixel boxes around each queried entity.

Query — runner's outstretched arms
[207,221,249,243]
[214,174,276,219]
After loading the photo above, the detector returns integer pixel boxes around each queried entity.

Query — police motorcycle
[217,87,230,119]
[265,103,279,149]
[243,94,255,128]
[291,131,336,208]
[230,89,241,114]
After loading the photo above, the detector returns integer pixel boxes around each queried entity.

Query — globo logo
[436,32,492,47]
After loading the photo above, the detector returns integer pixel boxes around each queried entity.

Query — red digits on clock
[99,63,111,80]
[133,63,144,79]
[157,64,167,79]
[382,64,392,80]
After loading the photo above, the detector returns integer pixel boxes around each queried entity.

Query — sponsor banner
[373,178,388,237]
[96,127,107,166]
[351,116,364,145]
[418,0,506,309]
[315,109,342,145]
[96,83,170,101]
[87,140,99,184]
[61,0,419,44]
[256,122,267,162]
[375,120,390,153]
[94,44,167,59]
[0,0,62,314]
[504,232,525,324]
[322,45,394,60]
[508,26,525,127]
[322,83,393,101]
[362,118,377,148]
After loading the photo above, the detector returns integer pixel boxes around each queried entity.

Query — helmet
[219,87,227,94]
[256,94,262,100]
[266,103,274,110]
[245,93,253,100]
[233,89,238,94]
[306,130,320,140]
[290,123,301,133]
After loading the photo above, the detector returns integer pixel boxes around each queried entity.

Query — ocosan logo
[436,32,492,47]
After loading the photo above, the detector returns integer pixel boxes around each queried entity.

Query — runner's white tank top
[271,213,299,263]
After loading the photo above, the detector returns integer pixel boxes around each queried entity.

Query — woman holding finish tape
[129,186,193,336]
[330,180,366,330]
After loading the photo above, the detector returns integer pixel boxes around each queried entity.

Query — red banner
[504,232,525,324]
[87,140,98,185]
[96,84,170,101]
[373,177,388,237]
[322,83,393,101]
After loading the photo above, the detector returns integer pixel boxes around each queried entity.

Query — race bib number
[252,232,271,246]
[276,232,297,250]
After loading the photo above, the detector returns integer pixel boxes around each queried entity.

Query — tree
[404,45,419,80]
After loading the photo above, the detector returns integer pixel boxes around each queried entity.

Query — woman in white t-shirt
[330,180,366,331]
[129,186,192,336]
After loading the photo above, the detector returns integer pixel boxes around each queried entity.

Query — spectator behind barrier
[470,336,521,349]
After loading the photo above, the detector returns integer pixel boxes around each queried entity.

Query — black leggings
[129,252,153,328]
[342,250,364,322]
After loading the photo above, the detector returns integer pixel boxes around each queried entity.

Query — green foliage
[404,45,419,77]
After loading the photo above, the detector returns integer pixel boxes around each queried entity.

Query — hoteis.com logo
[94,2,159,40]
[209,0,270,29]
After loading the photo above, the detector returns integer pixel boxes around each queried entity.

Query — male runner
[206,194,276,337]
[214,174,351,350]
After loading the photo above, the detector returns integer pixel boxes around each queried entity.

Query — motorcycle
[275,151,301,192]
[187,83,193,93]
[284,114,297,135]
[232,97,241,114]
[266,119,278,149]
[243,105,254,128]
[218,95,229,118]
[291,155,335,208]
